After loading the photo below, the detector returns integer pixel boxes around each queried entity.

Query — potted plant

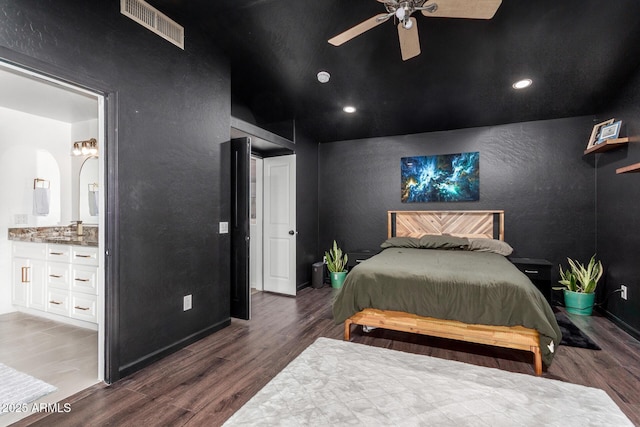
[555,255,603,316]
[325,240,348,289]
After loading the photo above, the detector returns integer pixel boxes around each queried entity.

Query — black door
[230,137,250,319]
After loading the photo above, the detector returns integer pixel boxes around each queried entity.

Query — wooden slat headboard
[388,210,505,241]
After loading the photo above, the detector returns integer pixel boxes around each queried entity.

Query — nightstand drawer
[346,250,379,270]
[509,257,553,302]
[510,258,552,278]
[515,265,551,281]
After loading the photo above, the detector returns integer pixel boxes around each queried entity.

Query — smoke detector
[317,71,331,83]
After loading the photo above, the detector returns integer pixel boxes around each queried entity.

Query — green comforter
[332,247,562,366]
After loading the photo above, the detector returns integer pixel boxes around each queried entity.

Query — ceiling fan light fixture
[317,71,331,83]
[343,105,356,113]
[396,7,406,20]
[402,18,413,29]
[512,78,533,89]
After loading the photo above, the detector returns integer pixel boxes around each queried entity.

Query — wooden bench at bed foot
[344,308,543,376]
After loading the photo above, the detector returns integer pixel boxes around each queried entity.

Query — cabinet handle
[49,274,63,278]
[21,267,30,283]
[50,252,64,255]
[524,270,539,274]
[49,300,62,305]
[75,254,92,258]
[74,306,90,311]
[75,278,90,282]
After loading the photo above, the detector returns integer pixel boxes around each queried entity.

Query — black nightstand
[509,258,553,302]
[346,249,379,271]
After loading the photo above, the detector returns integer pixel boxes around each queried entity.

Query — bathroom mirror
[79,156,99,224]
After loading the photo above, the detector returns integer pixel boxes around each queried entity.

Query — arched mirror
[79,156,99,224]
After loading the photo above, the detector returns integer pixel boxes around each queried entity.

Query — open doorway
[0,61,105,422]
[249,156,263,294]
[230,119,297,320]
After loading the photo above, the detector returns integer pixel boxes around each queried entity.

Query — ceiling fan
[328,0,502,61]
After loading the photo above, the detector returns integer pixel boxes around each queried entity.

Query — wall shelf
[616,162,640,174]
[583,137,633,155]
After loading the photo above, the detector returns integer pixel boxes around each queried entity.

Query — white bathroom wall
[0,106,72,314]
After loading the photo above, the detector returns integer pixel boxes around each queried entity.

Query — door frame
[229,120,296,313]
[0,47,119,383]
[249,155,264,292]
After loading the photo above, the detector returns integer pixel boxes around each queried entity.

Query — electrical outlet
[621,285,628,300]
[183,294,192,311]
[14,214,28,225]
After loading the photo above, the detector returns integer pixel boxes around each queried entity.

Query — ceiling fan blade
[397,18,420,61]
[328,13,391,46]
[422,0,502,19]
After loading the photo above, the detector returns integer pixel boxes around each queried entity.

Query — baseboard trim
[598,308,640,342]
[118,318,231,378]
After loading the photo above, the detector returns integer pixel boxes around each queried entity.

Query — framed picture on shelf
[586,119,615,149]
[597,120,622,143]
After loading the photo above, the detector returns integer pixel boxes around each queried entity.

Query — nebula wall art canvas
[401,152,479,203]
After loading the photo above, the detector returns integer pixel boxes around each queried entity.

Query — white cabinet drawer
[13,242,46,260]
[72,246,98,266]
[47,262,71,290]
[47,244,72,263]
[47,290,70,316]
[70,293,97,323]
[71,265,97,295]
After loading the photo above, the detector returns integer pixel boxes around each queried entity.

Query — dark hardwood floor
[12,286,640,426]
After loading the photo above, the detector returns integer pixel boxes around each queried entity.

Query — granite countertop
[8,227,98,247]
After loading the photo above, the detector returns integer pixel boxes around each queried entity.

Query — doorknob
[289,230,297,235]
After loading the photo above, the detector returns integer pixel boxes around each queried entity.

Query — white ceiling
[0,65,98,123]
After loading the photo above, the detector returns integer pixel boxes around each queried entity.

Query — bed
[332,210,562,375]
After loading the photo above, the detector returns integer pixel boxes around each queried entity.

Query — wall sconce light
[72,138,98,156]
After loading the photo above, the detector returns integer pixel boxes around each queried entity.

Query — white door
[263,155,296,295]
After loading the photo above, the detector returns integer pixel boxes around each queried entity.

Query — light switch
[219,222,229,234]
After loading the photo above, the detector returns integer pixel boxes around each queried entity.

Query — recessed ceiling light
[317,71,330,83]
[343,106,356,113]
[512,78,533,89]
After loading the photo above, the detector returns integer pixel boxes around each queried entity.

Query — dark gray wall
[0,1,231,380]
[595,65,640,338]
[294,125,319,287]
[319,117,597,281]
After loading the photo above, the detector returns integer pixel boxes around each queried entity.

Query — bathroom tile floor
[0,312,99,426]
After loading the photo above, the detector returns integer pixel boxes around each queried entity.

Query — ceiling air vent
[121,0,184,49]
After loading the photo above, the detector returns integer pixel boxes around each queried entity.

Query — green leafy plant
[555,255,603,294]
[325,240,348,273]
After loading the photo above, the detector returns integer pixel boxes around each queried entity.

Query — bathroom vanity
[9,227,99,329]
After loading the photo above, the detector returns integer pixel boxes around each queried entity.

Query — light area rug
[0,362,57,415]
[224,337,632,426]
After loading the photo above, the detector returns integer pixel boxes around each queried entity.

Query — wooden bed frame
[344,210,543,376]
